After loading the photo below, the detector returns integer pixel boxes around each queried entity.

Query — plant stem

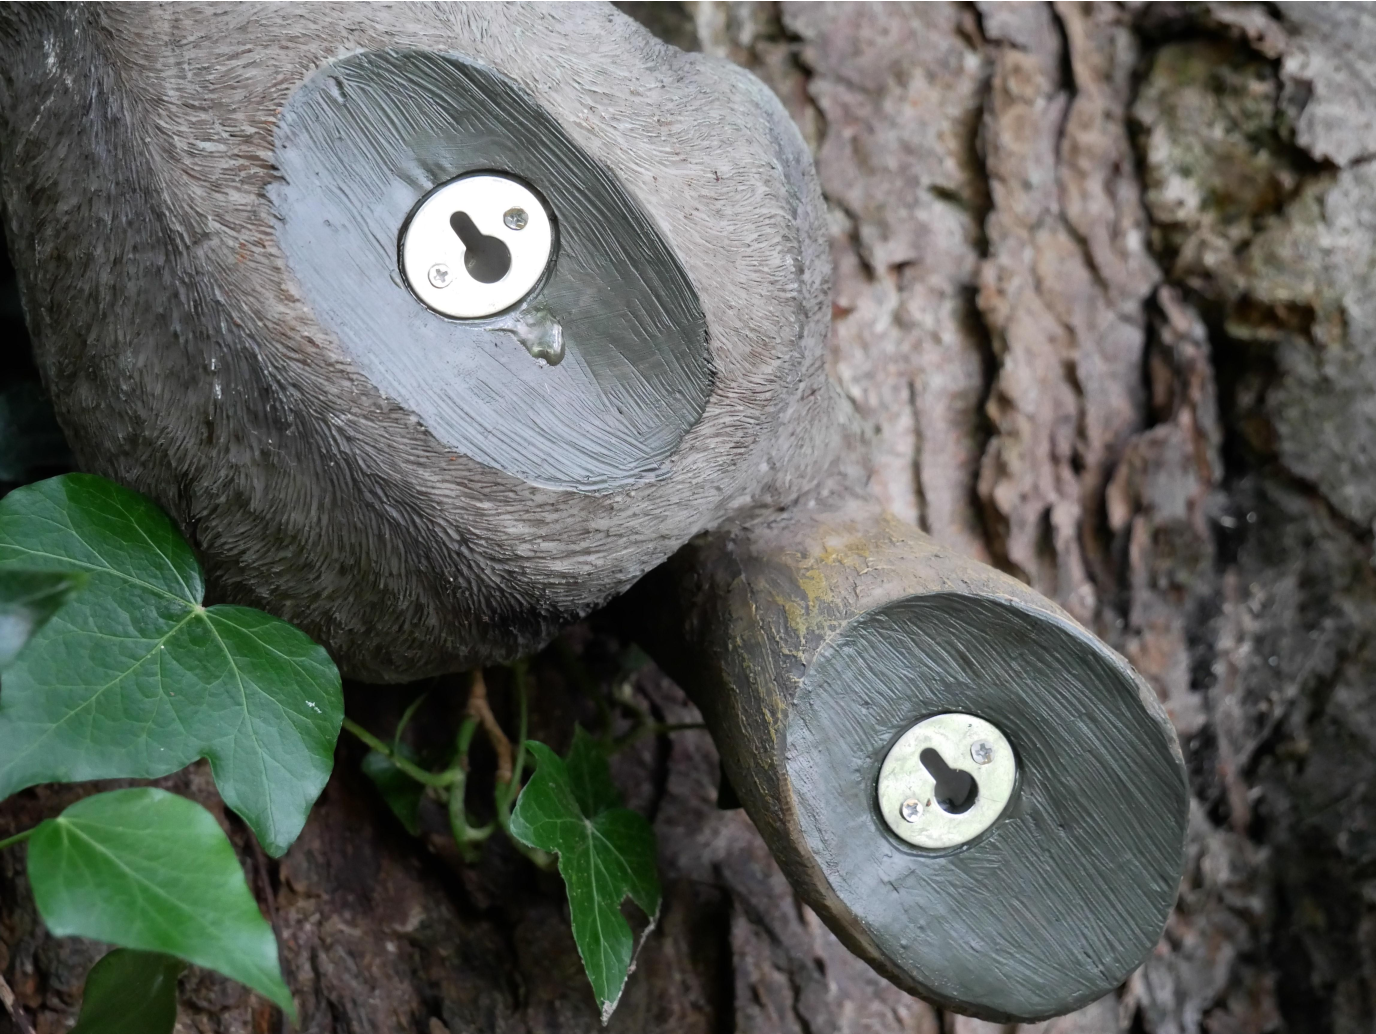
[444,714,492,857]
[447,766,494,862]
[0,828,34,851]
[512,660,530,783]
[466,669,513,785]
[495,659,531,821]
[392,691,430,753]
[456,713,480,766]
[494,661,554,871]
[341,717,457,788]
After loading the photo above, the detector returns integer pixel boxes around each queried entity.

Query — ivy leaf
[361,747,424,835]
[0,474,342,856]
[69,949,185,1034]
[0,570,85,669]
[509,727,661,1021]
[28,788,295,1017]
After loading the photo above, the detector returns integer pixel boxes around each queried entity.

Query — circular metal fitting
[400,173,553,319]
[877,713,1016,849]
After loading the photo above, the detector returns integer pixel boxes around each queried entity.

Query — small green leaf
[70,949,185,1034]
[0,570,85,669]
[0,475,342,855]
[361,747,424,835]
[28,788,294,1018]
[509,728,661,1021]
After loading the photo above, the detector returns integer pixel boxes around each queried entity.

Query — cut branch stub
[0,3,833,680]
[617,496,1189,1022]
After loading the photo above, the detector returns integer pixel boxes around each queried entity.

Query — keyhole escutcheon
[400,173,553,320]
[876,712,1017,849]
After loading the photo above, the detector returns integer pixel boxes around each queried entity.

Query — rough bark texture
[7,2,1376,1032]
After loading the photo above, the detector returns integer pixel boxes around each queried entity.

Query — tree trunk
[4,2,1376,1032]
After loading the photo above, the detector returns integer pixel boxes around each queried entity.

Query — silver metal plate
[400,173,553,319]
[876,712,1016,849]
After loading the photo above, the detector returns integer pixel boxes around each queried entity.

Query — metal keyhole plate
[877,713,1016,849]
[400,173,552,319]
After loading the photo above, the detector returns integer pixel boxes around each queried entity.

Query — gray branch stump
[0,3,1187,1022]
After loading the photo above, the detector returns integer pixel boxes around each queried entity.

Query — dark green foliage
[0,404,666,1020]
[510,728,660,1021]
[69,950,185,1034]
[0,474,342,855]
[28,788,294,1015]
[362,747,425,835]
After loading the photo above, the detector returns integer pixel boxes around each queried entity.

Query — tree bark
[6,2,1376,1032]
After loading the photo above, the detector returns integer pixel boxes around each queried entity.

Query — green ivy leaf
[28,788,294,1017]
[509,728,661,1021]
[0,570,85,669]
[0,474,342,856]
[69,949,185,1034]
[361,747,424,836]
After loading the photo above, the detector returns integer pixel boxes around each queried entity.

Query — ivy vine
[0,473,681,1029]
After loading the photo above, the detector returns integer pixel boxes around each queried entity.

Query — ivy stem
[0,828,34,851]
[447,782,493,863]
[495,660,531,823]
[456,712,481,769]
[391,691,430,753]
[494,661,553,871]
[445,714,493,860]
[341,717,457,788]
[466,669,513,785]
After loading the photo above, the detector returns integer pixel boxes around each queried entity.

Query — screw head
[970,740,994,766]
[427,263,453,289]
[504,207,529,230]
[900,798,924,823]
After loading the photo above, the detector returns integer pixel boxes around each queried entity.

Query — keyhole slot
[920,748,979,814]
[450,211,512,284]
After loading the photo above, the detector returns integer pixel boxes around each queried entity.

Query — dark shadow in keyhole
[920,748,979,814]
[450,211,512,284]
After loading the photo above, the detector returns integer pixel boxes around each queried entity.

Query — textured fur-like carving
[0,2,838,681]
